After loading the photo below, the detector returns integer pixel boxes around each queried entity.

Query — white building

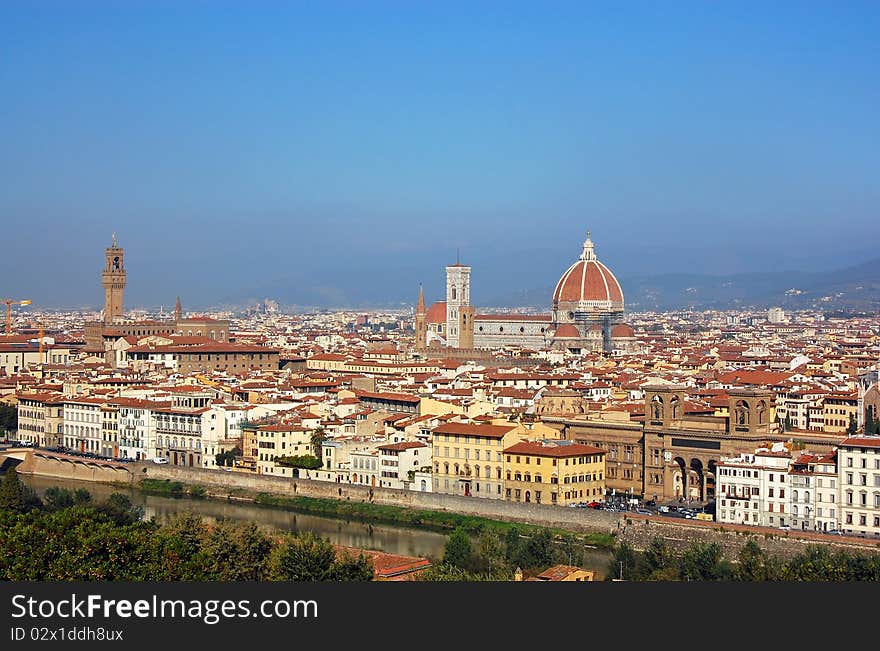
[838,436,880,538]
[350,448,380,487]
[768,307,786,324]
[116,398,166,461]
[377,441,430,489]
[789,454,817,532]
[63,397,106,454]
[716,446,792,529]
[813,452,839,533]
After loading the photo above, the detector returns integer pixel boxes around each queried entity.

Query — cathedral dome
[552,232,624,309]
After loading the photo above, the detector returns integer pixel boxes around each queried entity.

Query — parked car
[151,457,168,464]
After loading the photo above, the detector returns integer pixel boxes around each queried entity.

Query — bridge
[0,447,134,482]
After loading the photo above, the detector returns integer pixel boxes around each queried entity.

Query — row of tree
[0,403,17,437]
[610,537,880,581]
[422,525,591,580]
[0,468,373,581]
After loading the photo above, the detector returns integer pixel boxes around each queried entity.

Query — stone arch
[755,400,767,425]
[689,458,705,501]
[672,456,687,498]
[706,460,717,500]
[670,394,681,420]
[651,395,664,421]
[735,400,750,426]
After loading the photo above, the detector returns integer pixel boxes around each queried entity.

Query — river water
[19,474,611,577]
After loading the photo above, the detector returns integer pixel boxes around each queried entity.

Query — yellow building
[432,421,522,498]
[821,393,858,433]
[243,423,316,476]
[503,439,605,506]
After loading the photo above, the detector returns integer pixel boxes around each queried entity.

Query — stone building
[543,386,842,503]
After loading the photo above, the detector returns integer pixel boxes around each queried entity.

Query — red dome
[552,233,623,307]
[611,324,635,338]
[553,324,580,338]
[553,259,624,305]
[425,301,447,324]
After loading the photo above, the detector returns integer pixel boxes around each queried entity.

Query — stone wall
[617,514,880,559]
[15,452,134,485]
[140,464,623,534]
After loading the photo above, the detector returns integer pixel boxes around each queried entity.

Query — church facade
[415,231,637,354]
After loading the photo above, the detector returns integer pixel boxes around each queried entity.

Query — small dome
[611,324,635,338]
[553,324,580,339]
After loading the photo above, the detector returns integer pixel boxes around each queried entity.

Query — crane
[2,299,32,336]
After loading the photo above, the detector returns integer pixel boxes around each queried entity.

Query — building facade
[432,422,520,498]
[503,439,605,506]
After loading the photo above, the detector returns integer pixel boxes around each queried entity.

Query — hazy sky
[1,2,878,309]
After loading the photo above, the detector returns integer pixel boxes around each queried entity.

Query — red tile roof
[432,422,518,439]
[503,440,605,457]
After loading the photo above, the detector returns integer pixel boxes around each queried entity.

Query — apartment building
[431,421,521,499]
[838,436,880,538]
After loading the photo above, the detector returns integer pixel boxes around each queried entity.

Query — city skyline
[2,2,878,307]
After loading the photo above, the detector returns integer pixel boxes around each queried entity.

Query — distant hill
[486,257,880,312]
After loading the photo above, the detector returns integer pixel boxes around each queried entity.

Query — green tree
[846,414,858,436]
[215,446,241,468]
[0,467,35,512]
[736,539,770,581]
[73,488,91,504]
[273,455,322,470]
[98,493,144,525]
[504,525,522,564]
[517,528,554,570]
[783,414,793,432]
[608,541,639,581]
[310,427,327,461]
[273,532,337,581]
[678,542,729,581]
[0,403,18,437]
[643,537,674,579]
[443,527,474,570]
[44,487,74,510]
[199,520,272,581]
[160,513,209,580]
[330,551,374,581]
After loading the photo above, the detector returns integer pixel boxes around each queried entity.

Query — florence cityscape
[1,2,879,590]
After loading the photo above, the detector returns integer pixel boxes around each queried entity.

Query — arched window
[793,490,799,502]
[451,287,457,300]
[535,474,542,483]
[652,395,664,420]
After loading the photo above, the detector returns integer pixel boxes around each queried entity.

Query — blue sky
[1,2,878,309]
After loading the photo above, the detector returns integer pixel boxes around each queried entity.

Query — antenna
[456,248,460,265]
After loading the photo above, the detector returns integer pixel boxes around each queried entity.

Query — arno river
[20,474,611,577]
